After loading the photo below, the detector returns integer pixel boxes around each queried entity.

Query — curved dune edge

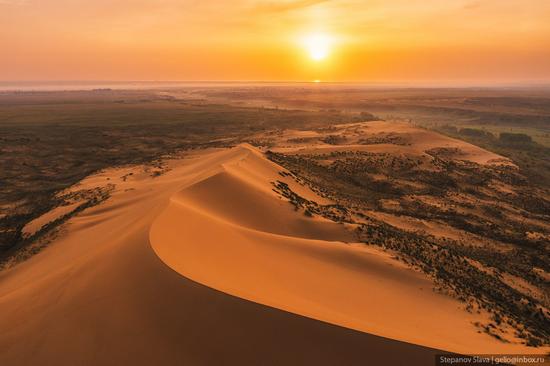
[0,145,444,366]
[150,144,536,355]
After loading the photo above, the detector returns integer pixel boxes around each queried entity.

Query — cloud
[252,0,331,14]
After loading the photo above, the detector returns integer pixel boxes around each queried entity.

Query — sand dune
[273,121,515,166]
[150,144,533,354]
[0,146,438,366]
[0,143,539,365]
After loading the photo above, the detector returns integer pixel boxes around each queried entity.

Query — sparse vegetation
[266,120,550,347]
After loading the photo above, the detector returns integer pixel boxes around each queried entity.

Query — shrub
[499,132,532,145]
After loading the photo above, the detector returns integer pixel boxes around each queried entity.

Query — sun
[303,33,332,61]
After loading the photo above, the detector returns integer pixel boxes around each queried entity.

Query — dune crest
[150,144,531,354]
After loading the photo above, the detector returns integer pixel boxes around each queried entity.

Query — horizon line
[2,79,550,91]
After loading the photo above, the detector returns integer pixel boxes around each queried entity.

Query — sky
[1,0,550,84]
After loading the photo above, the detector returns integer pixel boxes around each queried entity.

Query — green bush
[499,132,533,145]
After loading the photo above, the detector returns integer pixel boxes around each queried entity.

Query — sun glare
[304,33,331,61]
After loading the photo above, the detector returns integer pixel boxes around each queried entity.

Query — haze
[2,0,550,83]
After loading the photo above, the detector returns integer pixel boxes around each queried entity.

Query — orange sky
[2,0,550,83]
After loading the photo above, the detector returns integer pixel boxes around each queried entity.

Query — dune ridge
[150,144,535,354]
[0,142,540,366]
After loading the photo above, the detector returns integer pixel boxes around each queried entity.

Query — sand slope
[0,143,537,366]
[150,144,533,355]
